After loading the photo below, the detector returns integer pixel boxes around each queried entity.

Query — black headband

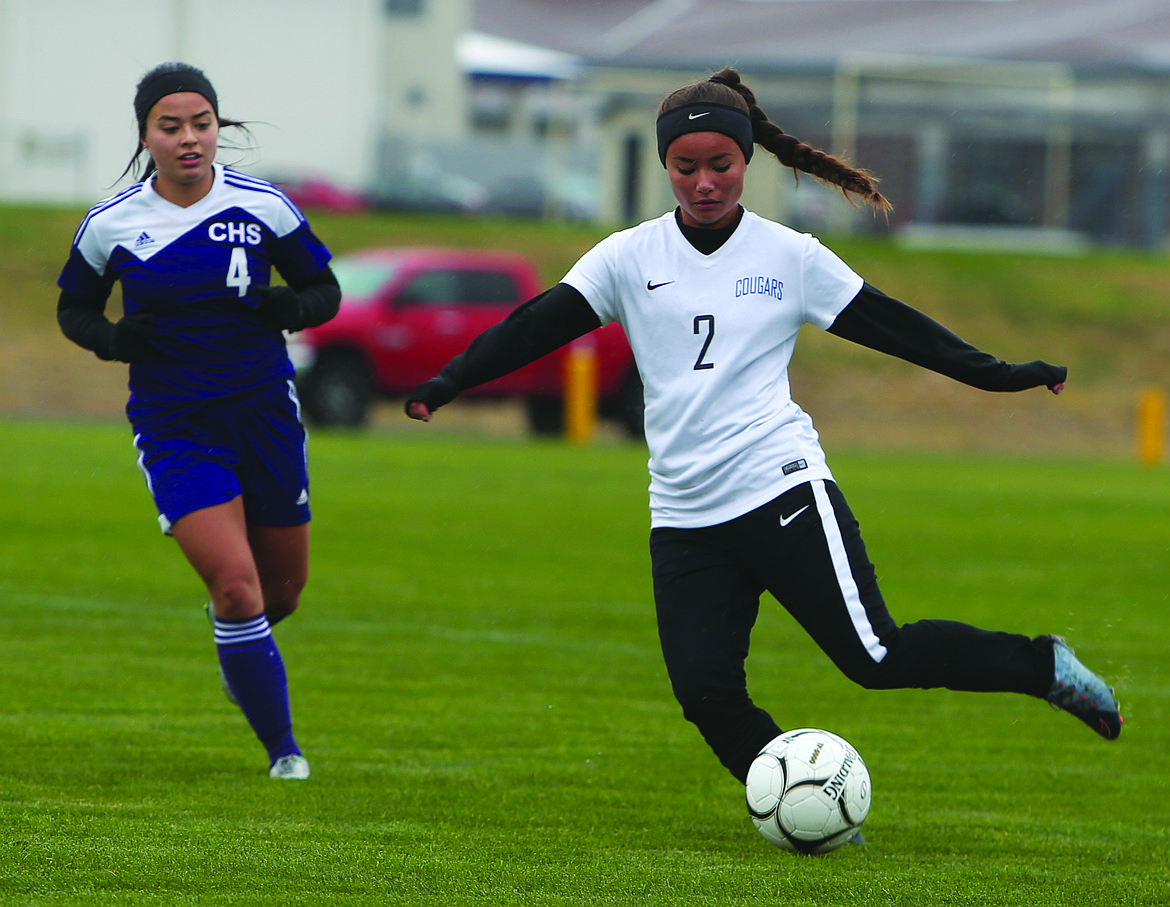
[656,101,754,167]
[134,67,218,133]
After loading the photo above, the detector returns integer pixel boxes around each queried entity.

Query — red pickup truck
[289,247,643,436]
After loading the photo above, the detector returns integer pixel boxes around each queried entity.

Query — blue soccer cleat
[1047,636,1122,740]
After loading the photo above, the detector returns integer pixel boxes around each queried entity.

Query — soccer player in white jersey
[57,63,341,780]
[406,68,1122,791]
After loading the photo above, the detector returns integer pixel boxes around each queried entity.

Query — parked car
[289,247,644,437]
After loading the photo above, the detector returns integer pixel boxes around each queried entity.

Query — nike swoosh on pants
[779,505,809,527]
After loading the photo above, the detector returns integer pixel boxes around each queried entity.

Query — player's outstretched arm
[405,283,601,421]
[827,283,1067,394]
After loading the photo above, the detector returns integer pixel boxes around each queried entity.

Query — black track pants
[649,479,1055,783]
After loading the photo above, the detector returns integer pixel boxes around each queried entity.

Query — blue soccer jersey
[58,164,332,420]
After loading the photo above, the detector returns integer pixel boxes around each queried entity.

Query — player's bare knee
[209,573,264,620]
[261,574,305,622]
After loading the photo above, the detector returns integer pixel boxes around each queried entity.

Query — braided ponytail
[663,68,891,214]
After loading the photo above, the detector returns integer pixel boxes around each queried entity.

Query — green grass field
[1,419,1166,906]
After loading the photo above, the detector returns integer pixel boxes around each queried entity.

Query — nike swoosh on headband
[688,112,710,120]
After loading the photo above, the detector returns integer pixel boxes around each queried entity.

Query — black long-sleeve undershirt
[827,282,1066,392]
[409,285,602,412]
[408,281,1065,414]
[57,282,121,360]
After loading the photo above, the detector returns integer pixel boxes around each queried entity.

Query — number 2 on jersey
[693,314,715,370]
[226,246,252,297]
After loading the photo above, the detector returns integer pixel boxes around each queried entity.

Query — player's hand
[1007,360,1067,394]
[254,285,303,331]
[110,312,156,362]
[406,378,452,419]
[406,400,432,421]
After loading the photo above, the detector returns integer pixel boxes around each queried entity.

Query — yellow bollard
[1136,386,1166,466]
[564,339,598,445]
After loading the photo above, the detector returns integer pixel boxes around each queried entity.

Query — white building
[0,0,469,205]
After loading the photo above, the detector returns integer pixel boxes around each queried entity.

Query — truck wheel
[524,397,563,436]
[300,351,373,428]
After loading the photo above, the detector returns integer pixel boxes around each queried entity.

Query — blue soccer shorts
[132,379,311,534]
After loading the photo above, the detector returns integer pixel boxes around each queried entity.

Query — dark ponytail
[659,67,892,213]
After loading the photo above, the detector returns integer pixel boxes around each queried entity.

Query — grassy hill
[4,204,1168,459]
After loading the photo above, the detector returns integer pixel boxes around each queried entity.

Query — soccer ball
[745,728,871,854]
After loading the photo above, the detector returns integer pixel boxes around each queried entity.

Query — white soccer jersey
[563,210,863,528]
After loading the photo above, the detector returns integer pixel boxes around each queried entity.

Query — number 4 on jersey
[226,246,252,297]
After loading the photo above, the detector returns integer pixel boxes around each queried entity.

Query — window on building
[384,0,422,16]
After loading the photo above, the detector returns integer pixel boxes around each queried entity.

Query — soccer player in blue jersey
[57,63,340,780]
[406,68,1123,792]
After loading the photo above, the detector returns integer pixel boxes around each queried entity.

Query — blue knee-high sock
[214,614,300,765]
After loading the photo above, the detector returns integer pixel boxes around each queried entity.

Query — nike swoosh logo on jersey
[779,505,809,527]
[647,280,674,290]
[688,112,710,120]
